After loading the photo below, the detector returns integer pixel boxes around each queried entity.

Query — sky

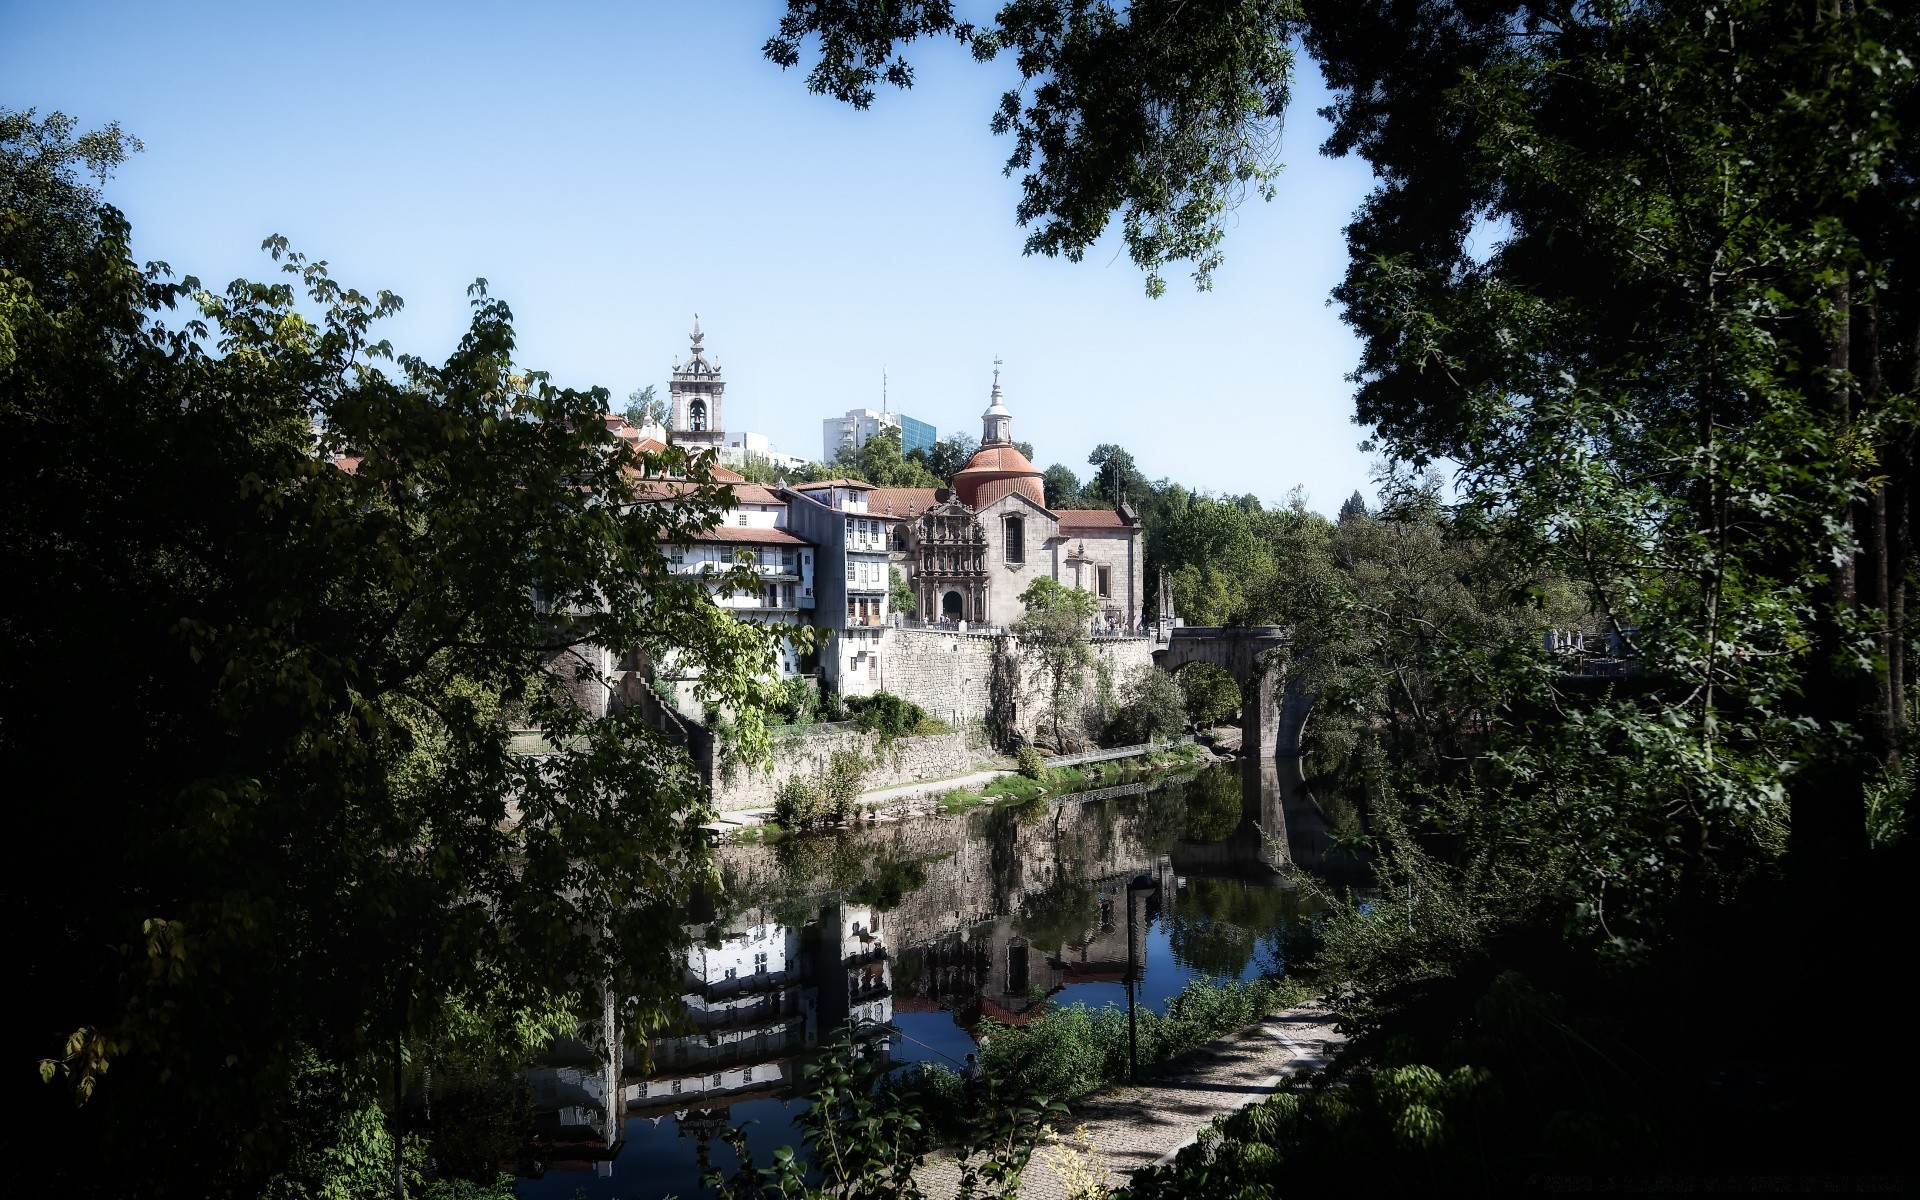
[3,2,1382,513]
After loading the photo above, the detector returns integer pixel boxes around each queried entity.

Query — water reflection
[517,759,1358,1199]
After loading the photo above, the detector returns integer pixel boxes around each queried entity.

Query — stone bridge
[1153,626,1303,762]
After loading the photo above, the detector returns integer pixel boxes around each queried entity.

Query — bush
[1109,666,1187,745]
[767,675,818,726]
[1017,744,1047,780]
[844,690,948,739]
[978,977,1300,1103]
[773,748,868,829]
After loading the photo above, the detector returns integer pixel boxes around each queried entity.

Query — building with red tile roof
[893,370,1143,629]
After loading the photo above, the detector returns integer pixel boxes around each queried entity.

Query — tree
[1108,665,1186,744]
[623,381,668,429]
[1087,442,1147,506]
[1337,489,1367,523]
[3,111,780,1196]
[856,424,942,488]
[1043,462,1085,508]
[1012,577,1098,750]
[1013,438,1035,461]
[763,0,1297,296]
[889,564,916,615]
[926,432,977,480]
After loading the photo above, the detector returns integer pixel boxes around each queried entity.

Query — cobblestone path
[915,1002,1344,1199]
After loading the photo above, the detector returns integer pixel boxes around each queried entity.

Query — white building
[721,430,810,473]
[822,407,936,463]
[636,481,817,718]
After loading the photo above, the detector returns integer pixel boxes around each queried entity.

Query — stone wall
[880,627,1157,748]
[713,725,980,813]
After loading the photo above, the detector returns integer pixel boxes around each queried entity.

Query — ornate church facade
[903,373,1144,630]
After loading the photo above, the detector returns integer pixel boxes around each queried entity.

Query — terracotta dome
[953,442,1045,508]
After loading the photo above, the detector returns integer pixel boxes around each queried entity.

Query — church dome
[953,443,1044,507]
[954,365,1045,507]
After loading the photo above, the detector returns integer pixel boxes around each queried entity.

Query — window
[1097,565,1112,598]
[847,560,856,581]
[754,951,768,973]
[737,513,747,526]
[1003,516,1025,564]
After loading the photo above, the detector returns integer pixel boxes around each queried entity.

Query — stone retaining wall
[713,726,980,813]
[881,628,1157,747]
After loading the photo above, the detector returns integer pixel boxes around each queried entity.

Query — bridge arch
[1152,627,1300,763]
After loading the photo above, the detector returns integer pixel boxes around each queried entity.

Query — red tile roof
[1053,508,1132,530]
[973,476,1047,508]
[793,478,875,491]
[688,525,808,545]
[865,487,944,518]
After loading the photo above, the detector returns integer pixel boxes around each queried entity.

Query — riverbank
[913,1000,1345,1199]
[708,738,1221,841]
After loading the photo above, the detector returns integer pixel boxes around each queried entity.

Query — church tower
[668,315,725,453]
[980,365,1012,446]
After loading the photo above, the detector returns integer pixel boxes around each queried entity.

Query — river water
[514,756,1360,1199]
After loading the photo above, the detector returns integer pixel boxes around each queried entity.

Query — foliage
[1043,462,1087,508]
[1179,766,1244,844]
[979,978,1302,1103]
[766,0,1299,295]
[2,111,783,1196]
[774,748,870,830]
[767,674,821,726]
[845,689,948,739]
[917,431,978,482]
[1016,744,1047,780]
[1108,665,1187,745]
[622,382,667,429]
[1179,663,1240,728]
[1014,577,1100,749]
[854,423,944,488]
[889,564,916,614]
[710,1036,1063,1200]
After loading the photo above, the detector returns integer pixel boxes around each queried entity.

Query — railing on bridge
[1042,736,1194,770]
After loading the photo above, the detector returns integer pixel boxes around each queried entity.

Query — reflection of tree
[1165,878,1322,979]
[1117,778,1189,857]
[1014,872,1099,954]
[1181,766,1245,844]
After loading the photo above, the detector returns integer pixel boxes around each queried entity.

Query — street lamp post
[1125,872,1158,1083]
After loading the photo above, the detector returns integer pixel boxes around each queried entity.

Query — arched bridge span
[1153,626,1302,762]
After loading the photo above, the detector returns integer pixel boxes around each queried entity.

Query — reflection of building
[524,898,893,1178]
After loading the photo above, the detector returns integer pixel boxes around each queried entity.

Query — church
[900,372,1144,631]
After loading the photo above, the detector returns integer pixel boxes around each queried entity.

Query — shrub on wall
[773,748,868,829]
[1016,745,1046,780]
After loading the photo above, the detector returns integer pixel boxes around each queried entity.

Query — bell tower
[669,314,725,453]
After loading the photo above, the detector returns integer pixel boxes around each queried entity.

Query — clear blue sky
[4,1,1381,512]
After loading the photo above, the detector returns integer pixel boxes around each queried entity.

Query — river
[514,755,1362,1198]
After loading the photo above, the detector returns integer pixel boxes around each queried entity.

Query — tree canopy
[2,109,780,1196]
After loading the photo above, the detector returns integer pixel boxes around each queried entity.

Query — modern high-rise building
[821,408,937,463]
[899,415,936,456]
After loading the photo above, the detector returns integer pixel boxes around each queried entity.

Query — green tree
[622,381,668,428]
[3,111,781,1196]
[764,0,1298,296]
[1043,462,1085,508]
[1013,577,1099,750]
[926,432,977,480]
[1087,442,1148,506]
[856,423,943,488]
[889,564,916,615]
